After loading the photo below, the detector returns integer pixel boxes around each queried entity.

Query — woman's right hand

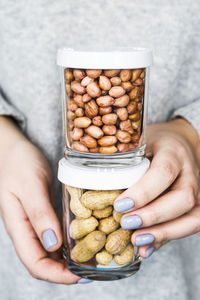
[0,117,79,284]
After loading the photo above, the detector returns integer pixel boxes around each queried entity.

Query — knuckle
[184,186,196,210]
[134,189,150,206]
[146,207,160,225]
[159,161,176,185]
[29,209,48,223]
[159,228,168,243]
[28,268,40,280]
[192,214,200,233]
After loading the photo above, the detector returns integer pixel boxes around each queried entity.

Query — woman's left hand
[114,119,200,258]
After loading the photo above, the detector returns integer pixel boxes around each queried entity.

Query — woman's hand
[0,117,79,284]
[114,119,200,258]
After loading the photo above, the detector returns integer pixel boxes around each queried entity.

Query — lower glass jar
[58,158,150,281]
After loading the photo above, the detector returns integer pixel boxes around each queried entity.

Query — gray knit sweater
[0,1,200,300]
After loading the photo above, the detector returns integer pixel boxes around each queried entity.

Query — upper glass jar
[57,47,153,167]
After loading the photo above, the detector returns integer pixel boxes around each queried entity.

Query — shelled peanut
[66,186,134,266]
[64,68,145,154]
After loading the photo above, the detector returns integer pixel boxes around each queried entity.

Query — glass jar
[58,158,150,281]
[57,48,153,167]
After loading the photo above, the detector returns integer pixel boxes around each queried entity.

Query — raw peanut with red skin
[82,93,92,103]
[67,111,76,120]
[101,90,108,95]
[129,87,141,100]
[68,131,73,143]
[132,78,143,86]
[99,107,112,115]
[129,143,137,150]
[97,96,115,107]
[114,95,130,107]
[73,69,85,80]
[121,81,133,92]
[116,130,132,143]
[137,102,143,111]
[72,141,89,152]
[98,136,117,147]
[99,146,118,154]
[68,120,74,130]
[92,116,103,126]
[65,83,73,97]
[117,143,129,153]
[80,135,97,148]
[109,86,126,98]
[129,112,141,121]
[86,82,101,98]
[132,120,141,130]
[81,76,94,87]
[71,81,85,95]
[99,76,111,90]
[116,108,128,121]
[74,94,84,108]
[104,70,120,77]
[90,147,99,153]
[85,100,99,118]
[64,69,74,81]
[86,69,102,78]
[131,69,143,82]
[85,125,104,139]
[131,133,140,142]
[74,117,92,128]
[110,77,121,86]
[140,71,145,79]
[102,125,117,136]
[119,120,134,134]
[119,120,134,133]
[67,100,78,112]
[102,113,118,125]
[71,128,84,140]
[75,108,84,117]
[120,70,132,82]
[127,101,137,114]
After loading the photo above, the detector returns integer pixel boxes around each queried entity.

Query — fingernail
[78,278,93,284]
[146,246,155,258]
[121,215,142,229]
[114,198,135,213]
[42,229,58,250]
[135,234,155,246]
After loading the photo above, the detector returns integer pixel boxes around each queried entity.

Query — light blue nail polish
[146,246,155,258]
[114,198,135,213]
[78,278,93,284]
[135,234,155,246]
[121,215,142,229]
[42,229,58,250]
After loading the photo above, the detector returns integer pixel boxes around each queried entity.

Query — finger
[0,192,79,284]
[18,179,62,252]
[131,205,200,248]
[114,147,181,213]
[137,242,166,259]
[120,186,196,230]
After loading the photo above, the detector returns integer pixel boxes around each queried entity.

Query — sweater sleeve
[0,88,26,130]
[170,99,200,136]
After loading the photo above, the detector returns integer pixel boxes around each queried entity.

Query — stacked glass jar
[57,48,153,281]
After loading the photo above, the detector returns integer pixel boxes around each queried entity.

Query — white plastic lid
[57,47,153,69]
[57,158,150,190]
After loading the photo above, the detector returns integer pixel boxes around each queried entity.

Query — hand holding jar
[114,118,200,258]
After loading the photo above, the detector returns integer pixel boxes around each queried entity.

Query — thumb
[19,179,63,252]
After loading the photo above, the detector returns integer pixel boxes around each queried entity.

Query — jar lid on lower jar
[57,47,153,69]
[57,158,150,190]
